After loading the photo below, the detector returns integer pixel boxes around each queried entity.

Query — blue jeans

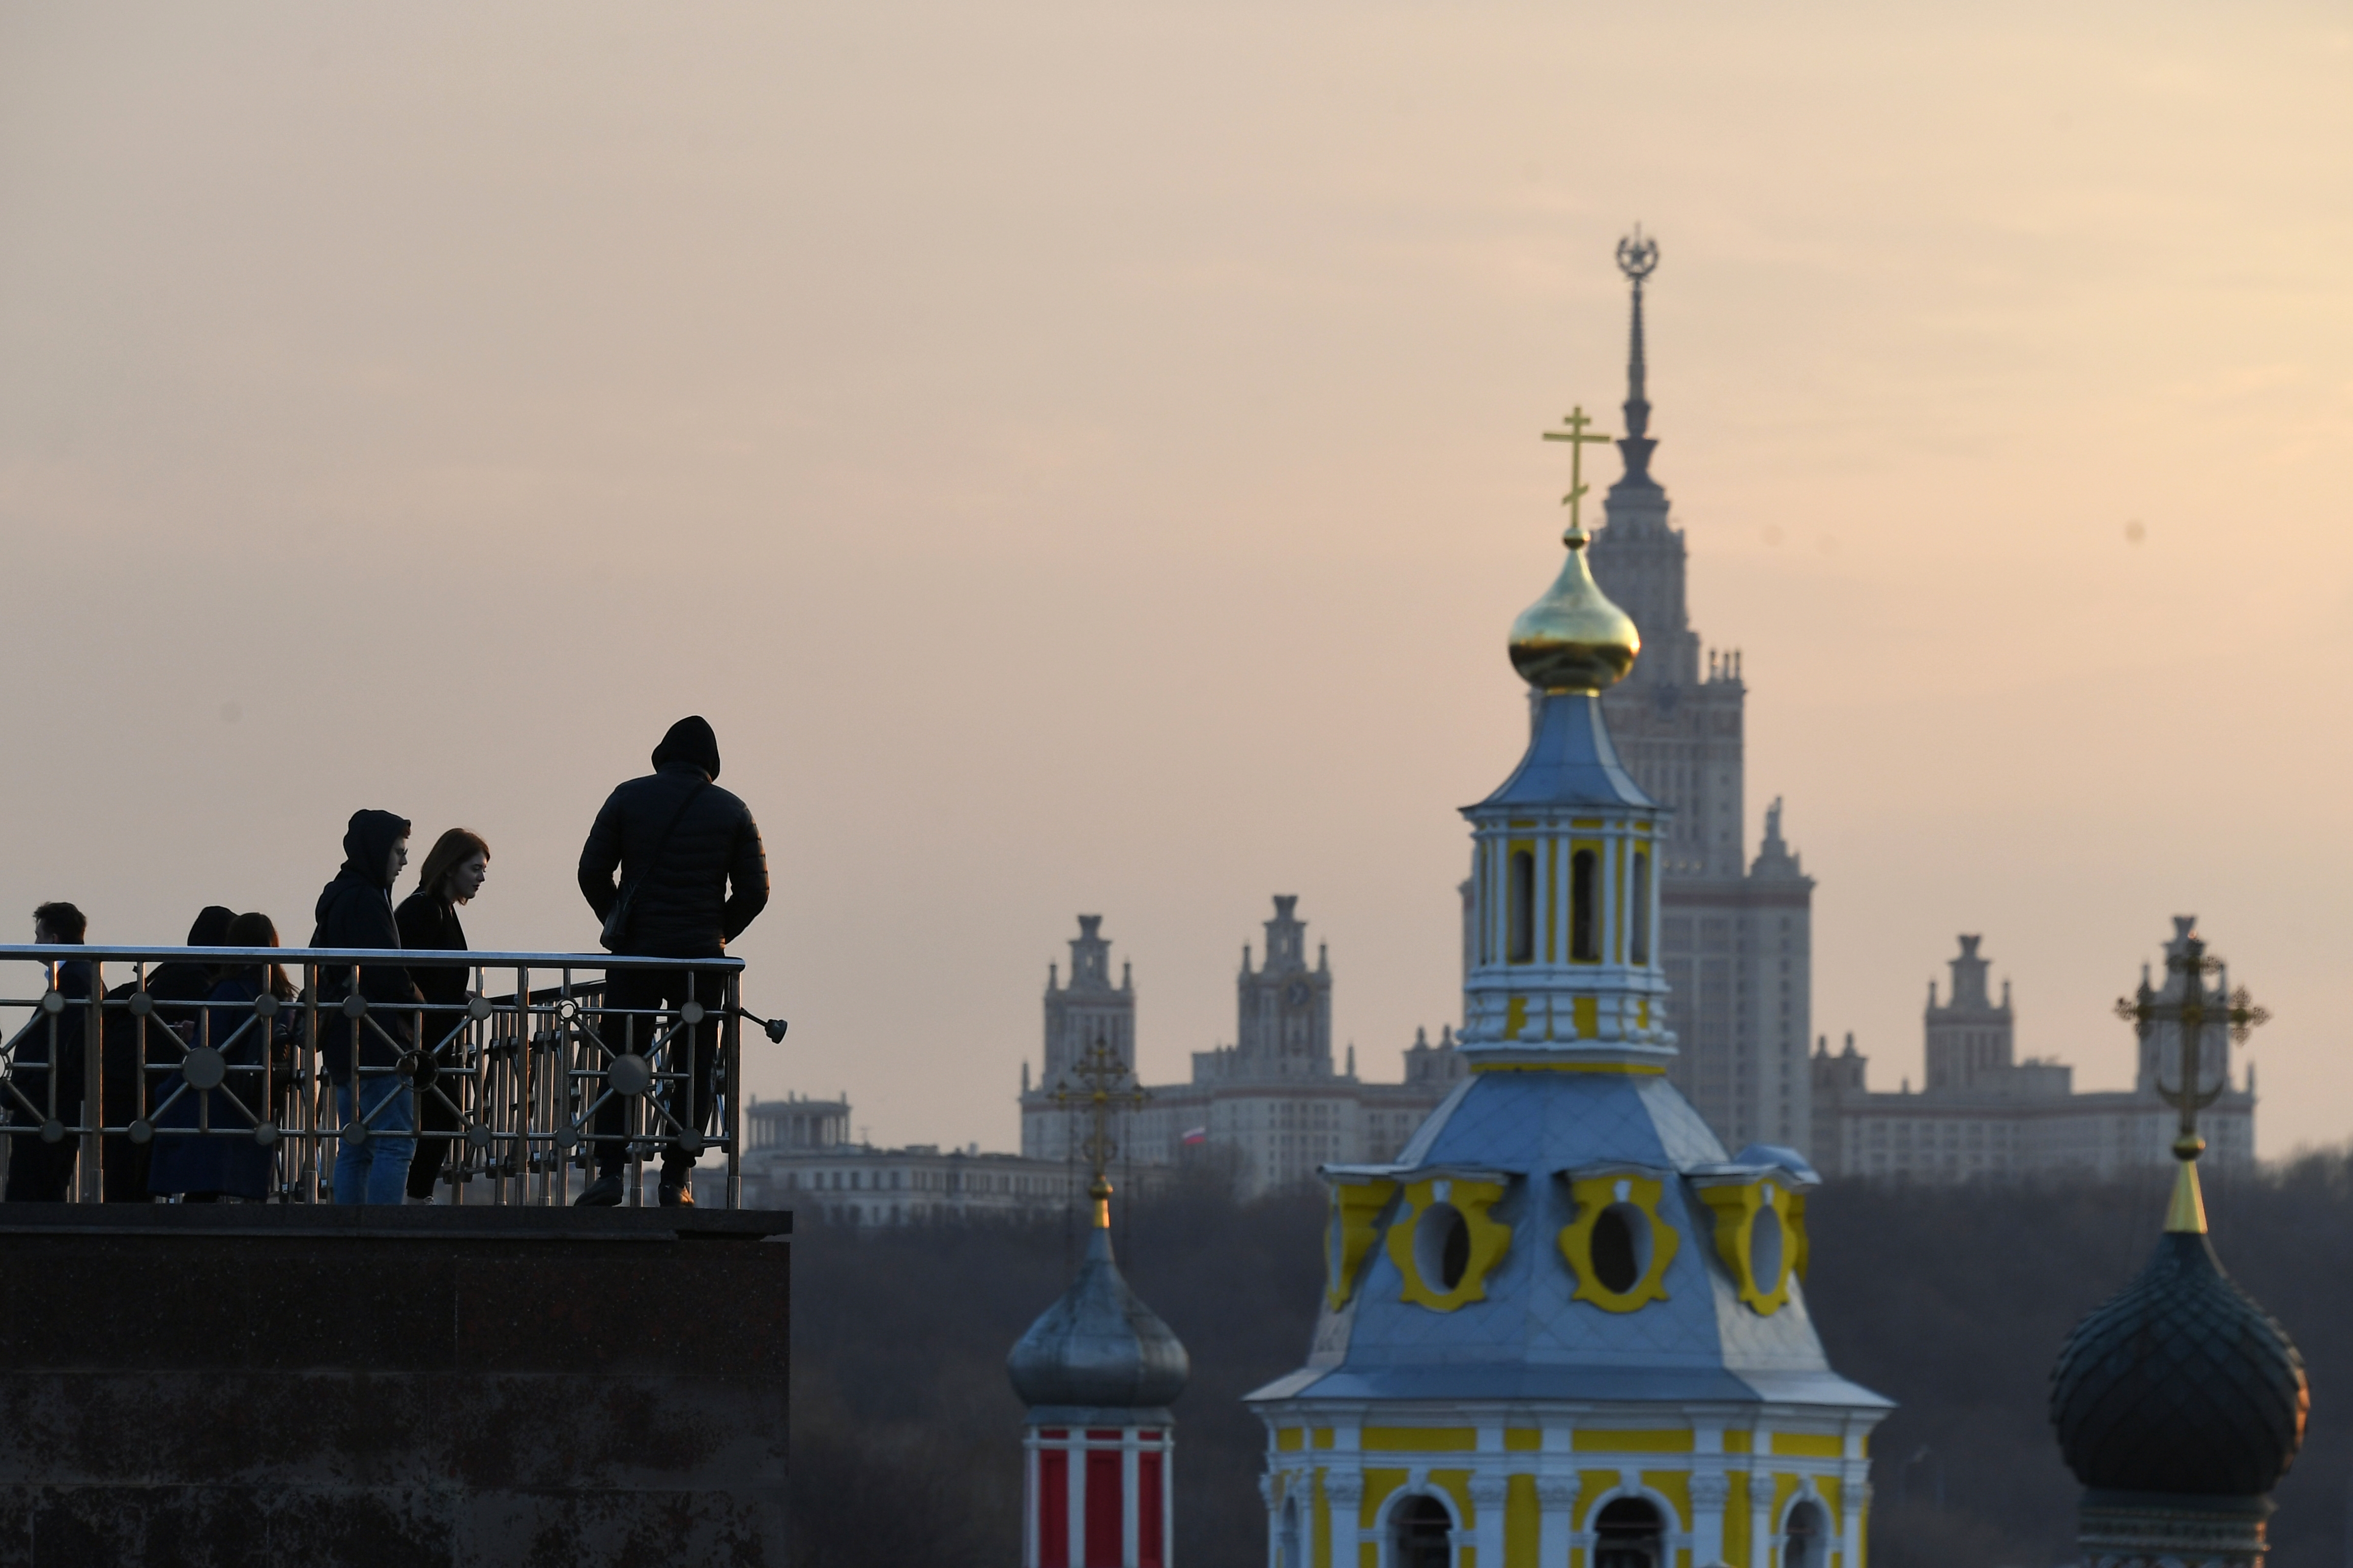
[332,1076,416,1206]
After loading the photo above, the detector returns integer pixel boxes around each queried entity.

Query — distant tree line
[788,1153,2353,1568]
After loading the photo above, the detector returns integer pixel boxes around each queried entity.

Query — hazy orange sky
[3,3,2349,1156]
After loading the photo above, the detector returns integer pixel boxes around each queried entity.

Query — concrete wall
[0,1205,789,1567]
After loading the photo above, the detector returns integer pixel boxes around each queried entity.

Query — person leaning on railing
[5,901,93,1203]
[395,828,490,1205]
[146,911,294,1204]
[309,810,425,1206]
[574,715,769,1208]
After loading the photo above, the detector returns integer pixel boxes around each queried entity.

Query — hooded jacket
[310,810,422,1079]
[577,716,770,958]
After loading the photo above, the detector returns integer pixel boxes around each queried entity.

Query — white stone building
[733,1094,1171,1224]
[1810,921,2257,1182]
[1020,902,1465,1200]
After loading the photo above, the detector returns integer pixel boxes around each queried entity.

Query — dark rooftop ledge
[0,1202,791,1242]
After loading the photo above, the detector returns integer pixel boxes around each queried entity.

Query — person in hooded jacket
[6,902,94,1201]
[576,715,768,1206]
[311,810,424,1205]
[395,828,489,1203]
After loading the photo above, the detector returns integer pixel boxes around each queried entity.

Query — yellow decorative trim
[1503,1429,1542,1453]
[1571,1428,1694,1454]
[1572,996,1598,1038]
[1277,1427,1305,1452]
[1504,996,1529,1038]
[1362,1426,1477,1452]
[1324,1179,1399,1309]
[1769,1432,1844,1459]
[1386,1175,1514,1312]
[1558,1172,1678,1312]
[1470,1061,1665,1075]
[1693,1178,1806,1315]
[1505,1475,1539,1568]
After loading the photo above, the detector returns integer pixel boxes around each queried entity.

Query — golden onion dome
[1508,526,1640,694]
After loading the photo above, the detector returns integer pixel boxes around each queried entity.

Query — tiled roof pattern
[2051,1231,2307,1496]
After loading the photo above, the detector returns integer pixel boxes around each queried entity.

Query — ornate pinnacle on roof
[1613,225,1661,489]
[2113,929,2272,1233]
[1052,1037,1148,1229]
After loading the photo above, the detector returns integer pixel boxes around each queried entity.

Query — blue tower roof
[1472,693,1654,812]
[1248,1072,1890,1412]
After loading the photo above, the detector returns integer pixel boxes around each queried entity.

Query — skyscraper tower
[1586,229,1816,1155]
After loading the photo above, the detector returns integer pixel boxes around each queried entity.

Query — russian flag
[1181,1127,1208,1145]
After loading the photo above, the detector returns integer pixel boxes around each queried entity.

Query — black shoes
[574,1174,623,1207]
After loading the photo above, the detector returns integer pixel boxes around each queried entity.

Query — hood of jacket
[333,810,413,900]
[651,715,721,781]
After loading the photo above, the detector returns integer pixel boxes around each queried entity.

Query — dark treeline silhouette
[790,1152,2353,1568]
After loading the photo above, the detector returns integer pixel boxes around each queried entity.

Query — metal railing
[0,945,787,1208]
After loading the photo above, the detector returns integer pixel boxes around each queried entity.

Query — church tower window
[1507,850,1535,964]
[1570,849,1600,962]
[1592,1498,1664,1568]
[1389,1495,1452,1568]
[1782,1498,1829,1568]
[1629,850,1651,964]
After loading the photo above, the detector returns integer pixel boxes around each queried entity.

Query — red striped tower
[1010,1045,1188,1568]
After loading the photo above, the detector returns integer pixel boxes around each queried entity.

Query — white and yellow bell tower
[1246,405,1890,1568]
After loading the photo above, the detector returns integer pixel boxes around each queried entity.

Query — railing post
[76,959,103,1204]
[509,964,529,1207]
[725,970,743,1210]
[303,963,322,1204]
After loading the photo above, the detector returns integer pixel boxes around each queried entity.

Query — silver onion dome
[1008,1225,1189,1414]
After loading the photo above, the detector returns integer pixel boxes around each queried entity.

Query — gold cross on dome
[1051,1036,1148,1227]
[1542,405,1613,544]
[2114,931,2271,1162]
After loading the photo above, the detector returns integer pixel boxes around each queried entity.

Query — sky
[2,1,2349,1157]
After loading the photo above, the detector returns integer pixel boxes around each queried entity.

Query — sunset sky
[3,2,2349,1155]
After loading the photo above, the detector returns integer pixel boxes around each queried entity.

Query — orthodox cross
[1541,404,1613,542]
[1053,1036,1147,1226]
[2115,931,2270,1161]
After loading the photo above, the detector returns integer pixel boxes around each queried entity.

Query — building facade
[734,1094,1172,1224]
[1021,902,1465,1200]
[1584,236,1815,1158]
[1809,921,2257,1182]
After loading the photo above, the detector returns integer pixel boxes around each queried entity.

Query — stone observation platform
[0,1204,789,1566]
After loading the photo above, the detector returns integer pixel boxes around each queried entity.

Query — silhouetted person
[7,902,92,1201]
[396,829,489,1204]
[576,716,768,1206]
[311,810,422,1205]
[148,912,293,1203]
[101,905,236,1202]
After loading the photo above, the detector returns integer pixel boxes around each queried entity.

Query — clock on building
[1285,979,1312,1009]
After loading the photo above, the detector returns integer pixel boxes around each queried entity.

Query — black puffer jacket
[577,716,769,959]
[310,809,422,1079]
